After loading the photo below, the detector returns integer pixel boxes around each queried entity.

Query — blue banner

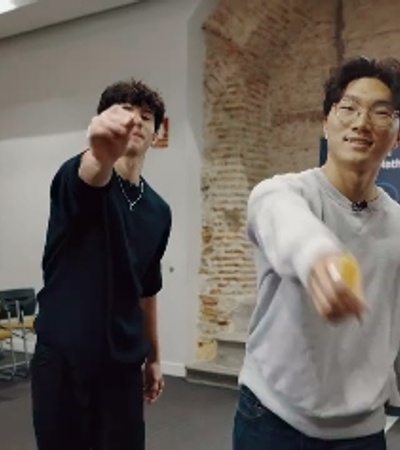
[376,147,400,202]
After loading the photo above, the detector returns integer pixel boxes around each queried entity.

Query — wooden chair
[0,288,36,375]
[0,303,17,380]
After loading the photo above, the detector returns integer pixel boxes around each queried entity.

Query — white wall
[0,0,219,375]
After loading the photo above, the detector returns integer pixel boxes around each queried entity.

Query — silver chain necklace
[116,174,144,211]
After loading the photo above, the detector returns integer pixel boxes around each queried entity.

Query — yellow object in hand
[339,253,363,297]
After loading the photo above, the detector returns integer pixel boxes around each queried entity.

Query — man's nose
[352,109,371,130]
[131,110,143,126]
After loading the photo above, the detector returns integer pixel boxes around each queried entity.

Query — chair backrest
[0,288,36,319]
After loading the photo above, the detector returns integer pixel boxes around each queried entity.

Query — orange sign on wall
[154,117,169,148]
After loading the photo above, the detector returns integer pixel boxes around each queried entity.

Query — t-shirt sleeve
[50,152,112,220]
[141,206,172,298]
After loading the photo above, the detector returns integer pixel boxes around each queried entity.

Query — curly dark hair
[96,79,165,132]
[323,56,400,117]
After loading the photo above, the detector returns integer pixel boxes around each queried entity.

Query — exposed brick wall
[198,0,400,353]
[343,0,400,57]
[199,33,265,336]
[266,1,337,176]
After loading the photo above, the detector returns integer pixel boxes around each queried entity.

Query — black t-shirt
[35,153,171,368]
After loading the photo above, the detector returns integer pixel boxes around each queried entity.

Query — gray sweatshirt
[239,167,400,439]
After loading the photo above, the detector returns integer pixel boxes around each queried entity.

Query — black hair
[323,56,400,117]
[97,79,165,132]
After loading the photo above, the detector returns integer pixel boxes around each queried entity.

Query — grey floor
[1,375,400,450]
[0,375,237,450]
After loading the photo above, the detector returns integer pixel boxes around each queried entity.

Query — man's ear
[151,133,159,147]
[323,122,328,140]
[385,133,400,158]
[395,131,400,150]
[388,133,400,157]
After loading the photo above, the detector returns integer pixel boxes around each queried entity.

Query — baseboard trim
[161,361,186,377]
[3,337,186,378]
[385,416,399,432]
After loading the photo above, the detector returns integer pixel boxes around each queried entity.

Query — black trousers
[31,341,145,450]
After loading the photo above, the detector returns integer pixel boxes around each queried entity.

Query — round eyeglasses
[334,97,399,129]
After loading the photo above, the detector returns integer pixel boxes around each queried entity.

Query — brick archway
[197,0,338,351]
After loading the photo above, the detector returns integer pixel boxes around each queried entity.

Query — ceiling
[0,0,144,40]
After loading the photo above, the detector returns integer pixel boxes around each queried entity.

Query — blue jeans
[233,385,386,450]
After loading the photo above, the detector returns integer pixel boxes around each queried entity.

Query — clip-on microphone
[351,200,368,212]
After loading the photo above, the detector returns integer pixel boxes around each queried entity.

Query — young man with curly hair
[233,57,400,449]
[31,79,171,450]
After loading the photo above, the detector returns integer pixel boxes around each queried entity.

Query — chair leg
[9,333,16,379]
[0,336,16,381]
[18,307,30,376]
[0,311,17,380]
[21,328,30,376]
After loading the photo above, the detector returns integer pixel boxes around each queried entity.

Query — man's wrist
[146,349,160,364]
[79,148,114,187]
[86,147,114,171]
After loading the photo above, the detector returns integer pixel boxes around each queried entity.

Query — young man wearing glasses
[233,57,400,449]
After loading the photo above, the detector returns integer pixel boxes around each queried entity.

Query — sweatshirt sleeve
[385,350,400,414]
[247,174,343,288]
